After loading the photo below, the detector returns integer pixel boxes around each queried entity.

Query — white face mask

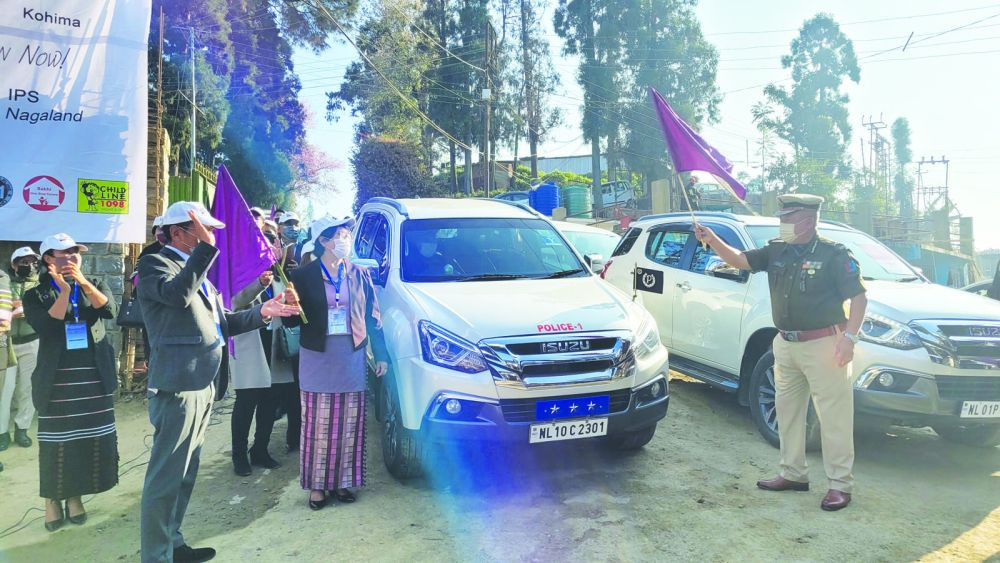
[332,239,351,259]
[779,222,797,243]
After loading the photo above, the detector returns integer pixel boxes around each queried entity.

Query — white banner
[0,1,151,244]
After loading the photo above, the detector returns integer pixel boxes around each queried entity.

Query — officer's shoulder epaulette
[767,238,785,245]
[816,236,849,252]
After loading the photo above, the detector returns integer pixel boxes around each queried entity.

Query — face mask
[332,239,351,259]
[779,216,812,243]
[15,264,34,278]
[282,226,300,241]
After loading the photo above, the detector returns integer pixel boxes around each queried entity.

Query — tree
[763,14,860,198]
[352,137,446,211]
[514,0,561,180]
[751,101,776,192]
[891,117,914,218]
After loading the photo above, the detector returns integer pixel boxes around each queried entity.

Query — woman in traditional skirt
[285,217,388,510]
[23,233,119,531]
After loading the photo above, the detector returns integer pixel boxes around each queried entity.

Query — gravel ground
[1,376,998,562]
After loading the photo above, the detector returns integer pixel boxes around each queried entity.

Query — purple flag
[269,203,277,221]
[209,164,276,312]
[650,87,747,200]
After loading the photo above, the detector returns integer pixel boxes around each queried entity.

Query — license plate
[529,418,608,444]
[960,401,1000,418]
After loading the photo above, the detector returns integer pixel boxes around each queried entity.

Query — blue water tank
[530,182,561,216]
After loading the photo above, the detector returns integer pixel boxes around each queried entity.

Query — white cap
[250,206,265,217]
[302,240,315,256]
[160,201,225,229]
[278,211,299,225]
[40,233,89,256]
[10,246,40,265]
[152,215,164,227]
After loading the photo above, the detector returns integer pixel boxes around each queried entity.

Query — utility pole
[520,0,539,180]
[482,20,496,197]
[862,114,887,211]
[189,27,197,176]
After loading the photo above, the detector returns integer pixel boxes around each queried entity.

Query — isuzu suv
[351,198,670,478]
[602,211,1000,449]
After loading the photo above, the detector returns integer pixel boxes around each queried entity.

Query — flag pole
[273,249,308,324]
[676,172,706,249]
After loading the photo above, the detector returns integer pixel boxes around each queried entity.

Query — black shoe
[0,433,9,451]
[249,448,281,469]
[232,451,252,477]
[65,501,87,525]
[173,544,216,563]
[334,489,356,503]
[14,428,32,448]
[308,493,328,511]
[44,501,64,532]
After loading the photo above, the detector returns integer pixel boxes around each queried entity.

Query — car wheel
[749,350,821,452]
[380,376,424,479]
[932,423,1000,448]
[604,424,657,450]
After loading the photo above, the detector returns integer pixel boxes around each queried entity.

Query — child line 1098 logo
[0,176,13,208]
[23,175,64,211]
[78,179,129,214]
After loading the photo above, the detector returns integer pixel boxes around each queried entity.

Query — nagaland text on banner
[0,1,152,243]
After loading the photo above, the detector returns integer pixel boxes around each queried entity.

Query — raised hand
[186,210,216,246]
[281,285,300,307]
[261,296,301,318]
[48,262,70,291]
[693,223,716,246]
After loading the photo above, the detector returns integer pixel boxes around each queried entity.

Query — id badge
[65,322,89,350]
[327,307,349,335]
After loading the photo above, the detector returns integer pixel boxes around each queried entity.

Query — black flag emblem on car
[635,267,664,294]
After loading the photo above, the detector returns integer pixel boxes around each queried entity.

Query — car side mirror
[584,253,605,274]
[706,257,747,282]
[352,258,386,285]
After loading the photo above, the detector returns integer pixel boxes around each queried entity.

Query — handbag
[116,293,144,328]
[275,325,300,359]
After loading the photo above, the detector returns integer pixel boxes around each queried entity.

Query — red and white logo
[23,175,65,211]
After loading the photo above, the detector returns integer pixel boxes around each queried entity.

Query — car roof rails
[367,197,409,217]
[637,211,740,222]
[478,197,544,218]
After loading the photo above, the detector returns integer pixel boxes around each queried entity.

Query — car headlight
[633,314,662,359]
[418,320,488,374]
[859,314,922,350]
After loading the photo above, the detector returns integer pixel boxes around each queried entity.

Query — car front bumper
[419,381,670,444]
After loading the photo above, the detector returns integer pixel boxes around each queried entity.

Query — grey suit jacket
[137,243,267,399]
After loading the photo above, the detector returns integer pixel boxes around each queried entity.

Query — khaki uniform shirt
[744,236,866,332]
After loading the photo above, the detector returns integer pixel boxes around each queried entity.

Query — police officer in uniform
[694,193,868,511]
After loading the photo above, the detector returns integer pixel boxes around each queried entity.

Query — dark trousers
[231,388,278,454]
[273,381,301,449]
[141,385,214,563]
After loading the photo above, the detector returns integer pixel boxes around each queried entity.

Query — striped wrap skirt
[300,391,366,491]
[37,363,119,500]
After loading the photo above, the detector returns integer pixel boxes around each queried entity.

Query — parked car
[601,181,637,208]
[963,280,994,299]
[554,221,622,275]
[352,197,670,479]
[602,211,1000,448]
[494,191,530,204]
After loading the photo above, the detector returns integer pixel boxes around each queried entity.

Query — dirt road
[1,378,998,562]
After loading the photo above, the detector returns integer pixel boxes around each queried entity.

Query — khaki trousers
[773,333,855,493]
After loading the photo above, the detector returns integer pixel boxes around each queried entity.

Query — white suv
[603,212,1000,449]
[352,198,670,478]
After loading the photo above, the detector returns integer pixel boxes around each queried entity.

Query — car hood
[400,277,642,342]
[867,280,1000,321]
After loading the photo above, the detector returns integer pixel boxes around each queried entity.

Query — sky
[291,0,1000,249]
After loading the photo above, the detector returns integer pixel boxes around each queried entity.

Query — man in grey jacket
[137,202,299,563]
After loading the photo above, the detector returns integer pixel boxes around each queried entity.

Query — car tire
[604,424,657,450]
[932,423,1000,448]
[380,375,424,479]
[748,350,821,452]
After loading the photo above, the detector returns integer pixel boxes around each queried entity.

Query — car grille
[936,376,1000,400]
[479,330,635,389]
[500,389,632,422]
[912,321,1000,370]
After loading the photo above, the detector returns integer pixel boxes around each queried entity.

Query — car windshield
[560,229,621,261]
[746,226,920,282]
[401,218,586,282]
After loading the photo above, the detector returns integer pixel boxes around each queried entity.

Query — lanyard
[319,261,345,307]
[50,280,80,322]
